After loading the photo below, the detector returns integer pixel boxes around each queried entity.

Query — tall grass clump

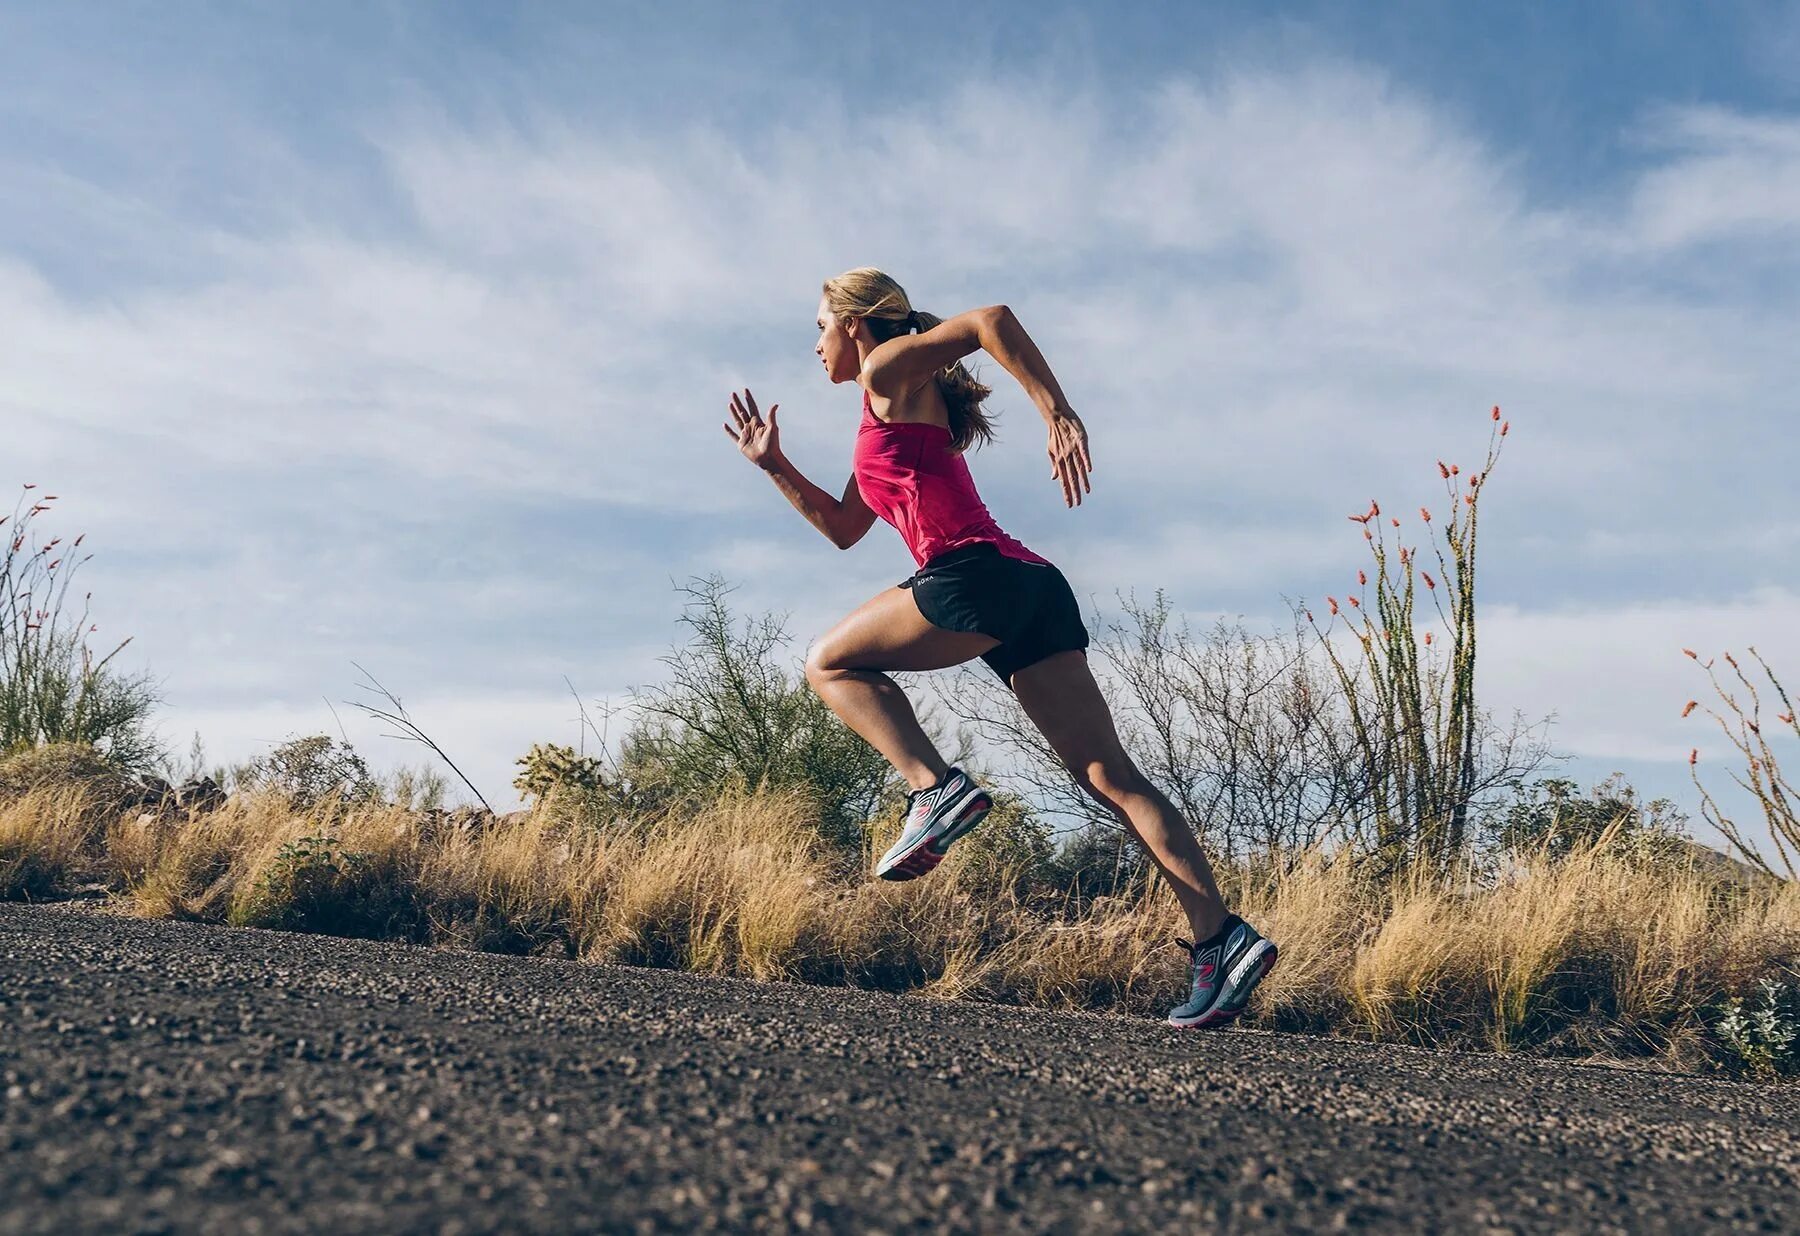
[2,488,160,772]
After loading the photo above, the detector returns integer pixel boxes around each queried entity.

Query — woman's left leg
[804,586,999,791]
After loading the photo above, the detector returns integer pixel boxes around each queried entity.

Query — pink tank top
[852,390,1050,569]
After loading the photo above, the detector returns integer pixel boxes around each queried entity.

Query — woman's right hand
[723,388,784,471]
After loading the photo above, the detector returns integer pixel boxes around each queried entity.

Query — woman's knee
[803,643,835,687]
[1069,755,1147,805]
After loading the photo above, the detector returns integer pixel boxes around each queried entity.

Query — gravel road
[2,903,1794,1234]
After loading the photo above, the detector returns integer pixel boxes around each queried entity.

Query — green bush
[1712,977,1800,1078]
[609,577,901,847]
[229,833,421,940]
[1486,773,1689,863]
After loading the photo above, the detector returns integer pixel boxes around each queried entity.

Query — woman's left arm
[863,305,1093,507]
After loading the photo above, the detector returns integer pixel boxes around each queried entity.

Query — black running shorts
[899,542,1091,687]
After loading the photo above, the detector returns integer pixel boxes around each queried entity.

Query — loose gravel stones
[2,904,1795,1234]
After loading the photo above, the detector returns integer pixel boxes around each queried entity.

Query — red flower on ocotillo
[1370,500,1381,516]
[46,559,59,570]
[1683,648,1697,659]
[1348,596,1360,608]
[1748,720,1760,734]
[1501,421,1509,436]
[1328,597,1340,615]
[1681,701,1697,718]
[1304,611,1314,623]
[1420,508,1431,522]
[1780,712,1795,724]
[1363,527,1372,540]
[44,495,58,500]
[1465,493,1475,505]
[1421,572,1437,590]
[1725,651,1739,669]
[1438,461,1450,479]
[1423,631,1433,645]
[1358,570,1367,585]
[1689,748,1698,766]
[22,483,34,489]
[1450,464,1460,476]
[1492,406,1501,421]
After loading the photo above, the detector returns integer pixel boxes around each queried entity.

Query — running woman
[722,267,1276,1028]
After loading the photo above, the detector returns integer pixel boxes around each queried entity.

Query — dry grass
[4,780,1796,1070]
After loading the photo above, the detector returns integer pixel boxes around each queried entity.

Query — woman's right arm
[762,459,877,550]
[724,387,876,550]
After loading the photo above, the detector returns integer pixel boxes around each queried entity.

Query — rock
[172,777,227,814]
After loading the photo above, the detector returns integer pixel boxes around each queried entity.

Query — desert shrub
[611,577,904,847]
[228,831,421,940]
[0,740,127,800]
[1044,821,1149,906]
[1486,773,1689,864]
[233,735,378,810]
[1,490,161,773]
[1684,646,1800,879]
[1712,977,1800,1077]
[944,791,1055,894]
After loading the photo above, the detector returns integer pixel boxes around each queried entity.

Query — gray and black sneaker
[1167,914,1279,1029]
[875,767,992,881]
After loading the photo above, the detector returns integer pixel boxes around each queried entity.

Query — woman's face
[815,294,860,385]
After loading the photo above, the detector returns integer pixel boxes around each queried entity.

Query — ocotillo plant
[1308,407,1509,868]
[1682,646,1798,880]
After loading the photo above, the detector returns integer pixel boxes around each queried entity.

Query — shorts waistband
[915,542,1003,573]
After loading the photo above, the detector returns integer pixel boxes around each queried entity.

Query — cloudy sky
[5,3,1797,839]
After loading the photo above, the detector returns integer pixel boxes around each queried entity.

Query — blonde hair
[822,266,996,453]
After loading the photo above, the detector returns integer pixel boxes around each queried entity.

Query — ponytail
[822,267,998,454]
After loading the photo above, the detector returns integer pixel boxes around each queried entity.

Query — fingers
[728,389,764,430]
[1055,455,1076,508]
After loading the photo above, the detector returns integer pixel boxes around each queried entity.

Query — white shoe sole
[876,782,992,881]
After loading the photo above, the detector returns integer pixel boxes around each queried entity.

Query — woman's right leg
[803,586,999,792]
[1008,649,1228,941]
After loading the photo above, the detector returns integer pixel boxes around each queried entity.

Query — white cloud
[6,57,1798,819]
[1480,586,1800,764]
[1627,106,1800,248]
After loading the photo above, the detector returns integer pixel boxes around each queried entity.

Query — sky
[4,2,1798,845]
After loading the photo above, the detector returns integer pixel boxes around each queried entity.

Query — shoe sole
[1166,940,1279,1030]
[876,788,993,882]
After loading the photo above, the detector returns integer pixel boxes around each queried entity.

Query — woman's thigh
[1008,649,1132,774]
[809,587,1000,674]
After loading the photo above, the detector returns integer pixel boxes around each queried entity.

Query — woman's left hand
[1045,408,1092,507]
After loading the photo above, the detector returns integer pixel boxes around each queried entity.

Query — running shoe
[875,767,993,881]
[1166,915,1279,1029]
